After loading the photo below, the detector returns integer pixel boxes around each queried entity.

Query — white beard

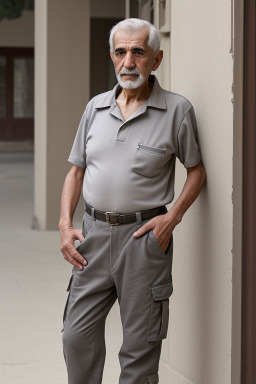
[116,67,146,89]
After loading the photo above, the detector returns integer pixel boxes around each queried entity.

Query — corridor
[0,153,122,384]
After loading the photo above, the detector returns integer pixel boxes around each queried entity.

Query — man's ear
[152,50,163,71]
[110,50,114,63]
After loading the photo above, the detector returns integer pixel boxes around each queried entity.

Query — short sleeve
[68,109,88,169]
[176,106,202,168]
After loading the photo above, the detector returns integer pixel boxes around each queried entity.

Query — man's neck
[117,79,153,105]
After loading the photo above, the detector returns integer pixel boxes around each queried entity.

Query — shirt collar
[147,75,166,110]
[94,75,166,110]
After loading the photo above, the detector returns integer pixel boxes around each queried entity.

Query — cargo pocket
[147,280,173,342]
[146,373,159,384]
[61,272,74,333]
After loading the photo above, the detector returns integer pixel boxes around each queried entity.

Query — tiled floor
[0,153,122,384]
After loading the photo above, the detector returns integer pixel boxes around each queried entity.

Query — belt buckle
[106,212,120,226]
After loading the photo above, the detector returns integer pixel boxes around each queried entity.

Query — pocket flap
[151,281,173,301]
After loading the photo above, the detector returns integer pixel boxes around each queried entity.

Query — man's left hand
[133,213,175,253]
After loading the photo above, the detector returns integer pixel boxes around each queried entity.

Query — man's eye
[134,50,144,56]
[116,51,125,56]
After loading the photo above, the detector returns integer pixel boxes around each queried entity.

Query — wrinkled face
[110,27,162,89]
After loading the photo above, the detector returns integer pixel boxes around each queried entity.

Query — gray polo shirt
[68,75,202,213]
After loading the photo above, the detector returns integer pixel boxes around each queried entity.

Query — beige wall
[156,0,242,383]
[34,0,90,229]
[0,10,34,47]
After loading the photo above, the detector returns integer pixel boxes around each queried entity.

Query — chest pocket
[132,143,167,178]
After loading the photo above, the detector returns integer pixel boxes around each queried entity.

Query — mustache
[119,67,141,75]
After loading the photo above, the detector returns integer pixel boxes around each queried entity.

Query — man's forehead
[113,27,150,49]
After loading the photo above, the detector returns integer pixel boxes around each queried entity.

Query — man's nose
[123,51,135,68]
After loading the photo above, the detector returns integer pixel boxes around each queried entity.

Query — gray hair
[109,18,161,54]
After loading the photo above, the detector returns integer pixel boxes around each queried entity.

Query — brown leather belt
[84,201,167,226]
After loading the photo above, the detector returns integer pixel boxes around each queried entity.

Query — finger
[63,252,85,270]
[73,229,84,243]
[71,248,87,266]
[63,245,87,267]
[133,221,154,237]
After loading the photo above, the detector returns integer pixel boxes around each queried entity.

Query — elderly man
[59,18,206,384]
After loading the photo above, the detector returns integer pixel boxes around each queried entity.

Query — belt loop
[135,211,142,226]
[91,207,96,220]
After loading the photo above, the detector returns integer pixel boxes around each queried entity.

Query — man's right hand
[59,225,87,270]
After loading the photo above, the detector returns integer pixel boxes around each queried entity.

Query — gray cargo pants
[62,206,173,384]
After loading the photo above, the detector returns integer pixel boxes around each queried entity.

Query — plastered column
[34,0,90,229]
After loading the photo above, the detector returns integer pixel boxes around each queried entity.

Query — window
[126,0,170,32]
[126,0,171,89]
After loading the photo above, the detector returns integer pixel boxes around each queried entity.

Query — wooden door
[0,47,34,141]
